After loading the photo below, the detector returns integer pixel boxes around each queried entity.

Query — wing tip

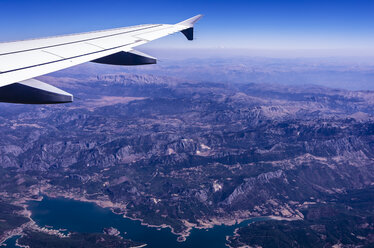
[177,14,203,41]
[177,14,203,27]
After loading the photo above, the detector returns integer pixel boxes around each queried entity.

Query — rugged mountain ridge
[0,73,373,246]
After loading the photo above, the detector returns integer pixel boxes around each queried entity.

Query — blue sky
[1,0,374,55]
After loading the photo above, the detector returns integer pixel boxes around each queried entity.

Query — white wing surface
[0,15,202,104]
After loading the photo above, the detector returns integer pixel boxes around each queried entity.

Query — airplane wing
[0,15,202,104]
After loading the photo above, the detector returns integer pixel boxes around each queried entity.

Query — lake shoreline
[1,192,299,247]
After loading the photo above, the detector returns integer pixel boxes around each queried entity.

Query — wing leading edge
[0,14,203,104]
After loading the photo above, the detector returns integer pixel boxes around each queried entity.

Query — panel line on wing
[0,24,162,56]
[85,42,106,50]
[42,50,65,59]
[0,41,142,75]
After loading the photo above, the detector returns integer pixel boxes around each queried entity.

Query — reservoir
[26,197,268,248]
[3,235,20,248]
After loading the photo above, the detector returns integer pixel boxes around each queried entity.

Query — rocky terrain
[0,70,373,247]
[227,187,374,248]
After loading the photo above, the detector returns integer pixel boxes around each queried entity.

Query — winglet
[177,14,203,27]
[177,14,203,41]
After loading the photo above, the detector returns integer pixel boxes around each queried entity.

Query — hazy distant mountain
[53,56,374,90]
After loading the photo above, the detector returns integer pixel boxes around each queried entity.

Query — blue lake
[2,235,20,248]
[26,197,268,248]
